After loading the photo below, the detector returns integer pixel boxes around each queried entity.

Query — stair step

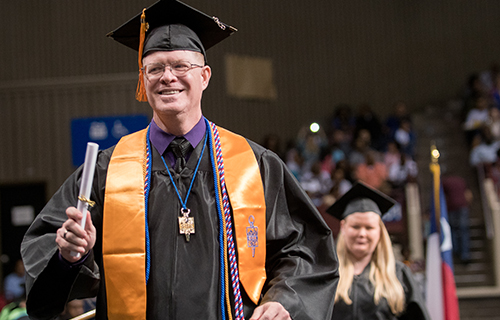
[460,297,500,319]
[455,273,490,283]
[470,239,488,249]
[454,261,490,273]
[470,228,488,238]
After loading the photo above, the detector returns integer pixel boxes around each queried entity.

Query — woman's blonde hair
[334,218,405,315]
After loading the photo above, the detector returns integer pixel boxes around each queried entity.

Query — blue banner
[71,115,149,166]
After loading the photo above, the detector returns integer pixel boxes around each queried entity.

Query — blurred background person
[354,150,388,191]
[469,126,500,167]
[3,260,25,303]
[326,182,430,320]
[355,104,384,151]
[463,95,491,145]
[300,160,332,207]
[393,118,416,158]
[442,173,473,264]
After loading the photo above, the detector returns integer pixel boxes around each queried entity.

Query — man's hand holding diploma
[55,142,99,263]
[56,207,96,263]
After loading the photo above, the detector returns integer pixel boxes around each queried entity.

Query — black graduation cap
[326,182,397,220]
[107,0,237,58]
[106,0,237,102]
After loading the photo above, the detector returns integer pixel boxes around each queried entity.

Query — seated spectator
[354,150,388,190]
[394,118,416,157]
[469,127,500,166]
[0,296,28,320]
[462,73,489,121]
[300,161,332,207]
[464,95,490,130]
[4,260,25,303]
[329,129,351,161]
[387,152,418,189]
[335,159,354,183]
[463,95,491,145]
[321,167,352,209]
[355,104,384,150]
[348,129,374,167]
[322,129,351,174]
[384,141,401,169]
[285,146,303,181]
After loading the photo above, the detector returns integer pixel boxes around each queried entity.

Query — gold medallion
[179,208,195,242]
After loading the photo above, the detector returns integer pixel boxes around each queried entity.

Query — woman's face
[341,211,381,261]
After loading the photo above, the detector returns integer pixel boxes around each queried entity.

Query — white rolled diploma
[70,142,99,258]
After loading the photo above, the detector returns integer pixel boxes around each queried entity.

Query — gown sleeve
[20,150,111,319]
[397,261,431,320]
[251,143,339,320]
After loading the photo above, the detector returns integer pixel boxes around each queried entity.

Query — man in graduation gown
[21,1,339,319]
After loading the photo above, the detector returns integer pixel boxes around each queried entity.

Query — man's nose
[160,66,177,81]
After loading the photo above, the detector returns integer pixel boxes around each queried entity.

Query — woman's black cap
[326,182,397,220]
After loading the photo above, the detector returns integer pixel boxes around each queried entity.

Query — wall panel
[1,0,500,194]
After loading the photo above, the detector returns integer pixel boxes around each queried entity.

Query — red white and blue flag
[426,162,460,320]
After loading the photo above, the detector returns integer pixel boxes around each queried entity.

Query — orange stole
[215,126,267,304]
[102,124,266,319]
[102,128,147,320]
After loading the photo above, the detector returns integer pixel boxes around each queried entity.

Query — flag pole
[430,141,441,233]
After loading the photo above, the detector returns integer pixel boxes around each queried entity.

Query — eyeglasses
[142,61,203,80]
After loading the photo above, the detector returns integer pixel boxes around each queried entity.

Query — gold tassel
[136,8,149,102]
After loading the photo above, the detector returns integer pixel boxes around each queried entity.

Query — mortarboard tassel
[136,8,149,102]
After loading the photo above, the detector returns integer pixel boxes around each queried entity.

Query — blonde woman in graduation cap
[327,182,430,320]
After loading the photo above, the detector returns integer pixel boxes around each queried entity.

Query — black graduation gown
[21,134,339,320]
[331,261,430,320]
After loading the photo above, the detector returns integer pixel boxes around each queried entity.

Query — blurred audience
[354,150,388,190]
[329,104,356,140]
[393,118,416,158]
[469,127,500,166]
[322,167,353,208]
[296,125,328,173]
[348,129,373,167]
[463,95,491,145]
[3,260,25,303]
[355,104,384,150]
[387,152,418,189]
[300,161,332,207]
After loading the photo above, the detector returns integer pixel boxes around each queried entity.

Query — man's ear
[201,65,212,90]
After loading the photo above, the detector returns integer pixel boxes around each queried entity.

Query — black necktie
[168,137,191,172]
